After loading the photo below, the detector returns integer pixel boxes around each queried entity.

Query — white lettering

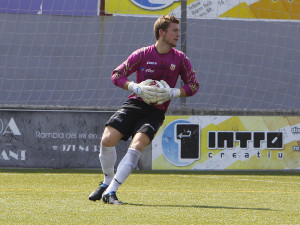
[145,69,154,73]
[36,131,64,139]
[79,145,89,152]
[0,118,21,136]
[0,150,27,161]
[0,150,8,160]
[88,133,98,139]
[146,61,157,65]
[66,133,76,139]
[63,145,76,152]
[51,144,100,152]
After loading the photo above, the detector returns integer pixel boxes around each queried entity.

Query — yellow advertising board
[105,0,300,20]
[152,115,300,170]
[105,0,184,15]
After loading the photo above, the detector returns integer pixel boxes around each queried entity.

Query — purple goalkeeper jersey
[111,44,199,112]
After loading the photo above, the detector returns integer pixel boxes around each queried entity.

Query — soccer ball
[148,80,164,104]
[148,80,164,88]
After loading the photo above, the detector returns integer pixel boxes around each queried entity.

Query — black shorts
[106,99,165,141]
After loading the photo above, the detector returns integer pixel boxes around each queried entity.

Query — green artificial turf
[0,169,299,225]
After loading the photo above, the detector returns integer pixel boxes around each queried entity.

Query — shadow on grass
[123,202,273,211]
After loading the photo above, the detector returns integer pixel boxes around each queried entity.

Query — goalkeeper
[89,15,199,204]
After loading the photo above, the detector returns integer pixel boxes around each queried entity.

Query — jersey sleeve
[180,55,199,96]
[111,49,142,88]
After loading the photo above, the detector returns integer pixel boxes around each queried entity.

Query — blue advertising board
[0,0,99,16]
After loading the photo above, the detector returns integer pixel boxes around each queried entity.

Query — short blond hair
[153,15,180,40]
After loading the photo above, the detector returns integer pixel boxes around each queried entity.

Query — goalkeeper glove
[155,80,181,105]
[127,79,157,104]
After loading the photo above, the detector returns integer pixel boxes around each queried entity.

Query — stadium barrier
[1,106,299,171]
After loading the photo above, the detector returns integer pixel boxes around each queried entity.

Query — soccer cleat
[102,192,123,205]
[88,182,108,201]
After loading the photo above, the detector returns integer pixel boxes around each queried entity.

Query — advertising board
[152,115,300,170]
[106,0,300,20]
[0,110,128,168]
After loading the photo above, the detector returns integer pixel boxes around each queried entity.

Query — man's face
[161,22,180,47]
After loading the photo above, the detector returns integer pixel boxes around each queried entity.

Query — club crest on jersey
[130,0,180,10]
[170,64,176,71]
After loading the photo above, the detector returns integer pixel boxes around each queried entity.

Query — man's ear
[159,29,165,38]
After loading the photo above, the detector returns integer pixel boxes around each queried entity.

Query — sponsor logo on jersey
[146,69,155,73]
[131,0,180,10]
[147,61,157,65]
